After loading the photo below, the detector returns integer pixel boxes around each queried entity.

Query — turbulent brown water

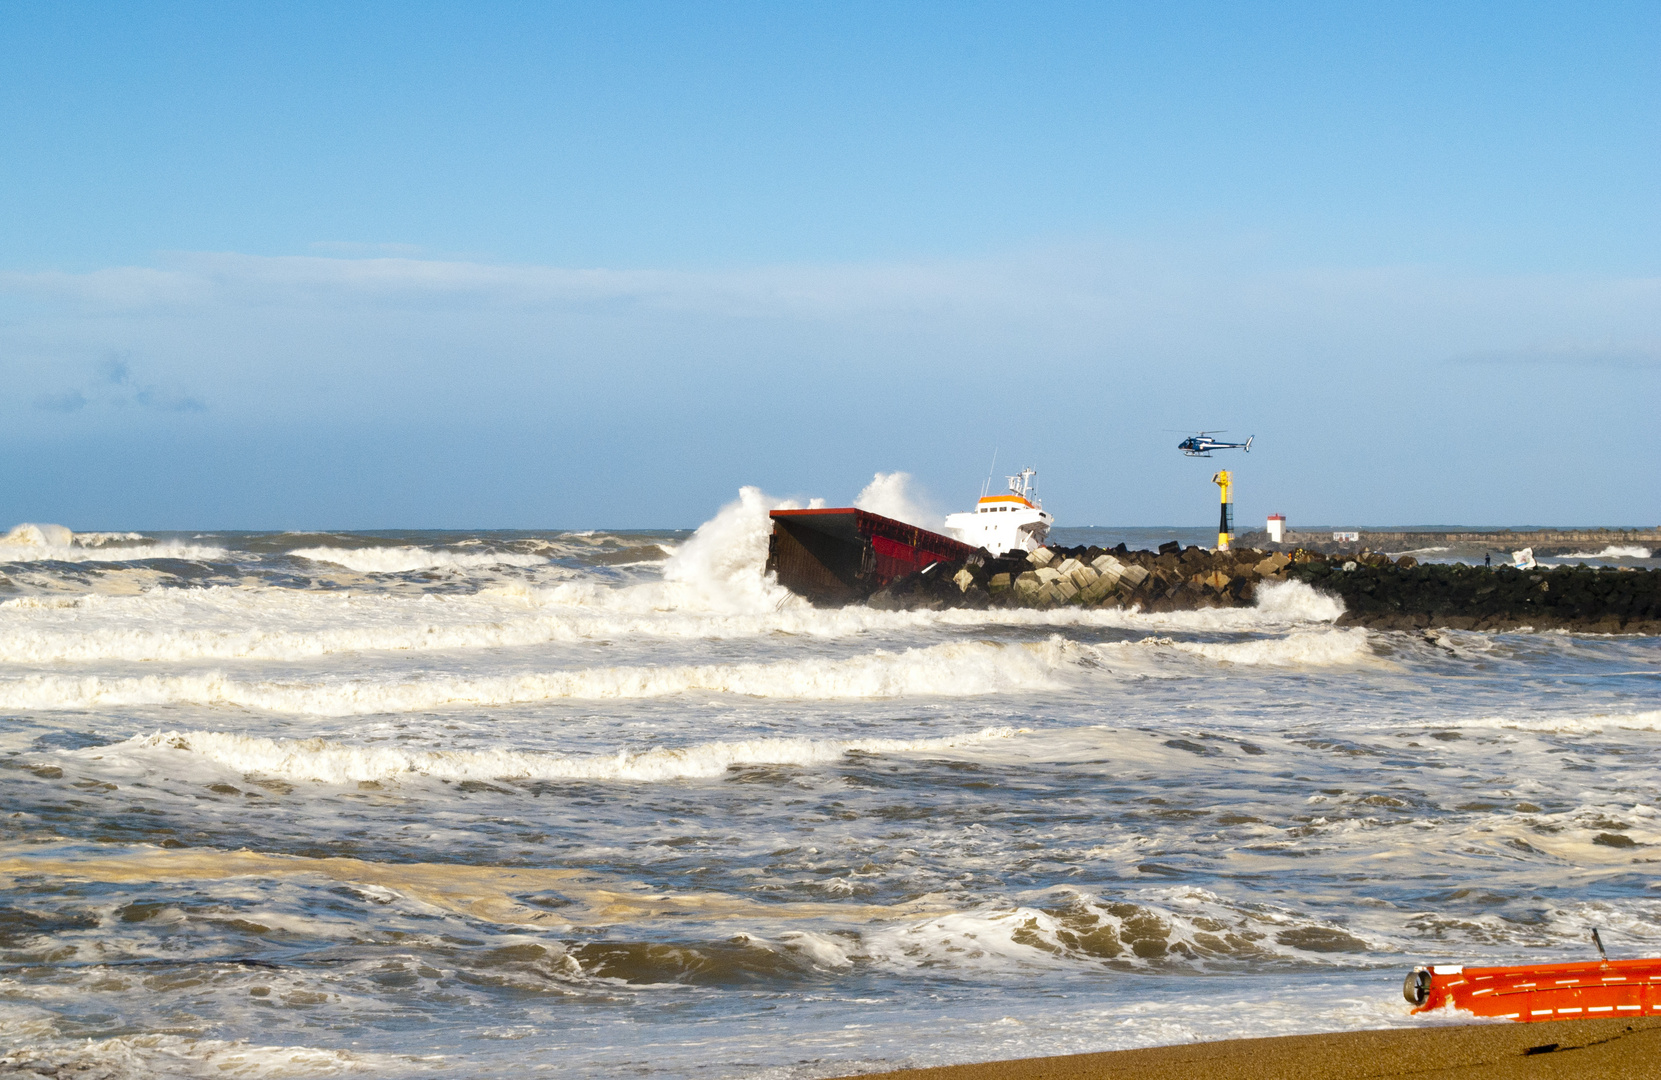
[0,494,1657,1078]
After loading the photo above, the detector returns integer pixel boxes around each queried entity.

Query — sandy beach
[844,1018,1661,1080]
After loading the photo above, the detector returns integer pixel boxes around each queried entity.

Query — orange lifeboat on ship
[1406,941,1661,1022]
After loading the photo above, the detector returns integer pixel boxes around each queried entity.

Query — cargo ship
[766,508,979,606]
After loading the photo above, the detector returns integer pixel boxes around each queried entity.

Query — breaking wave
[290,546,549,573]
[0,638,1086,714]
[1455,708,1661,734]
[1165,628,1374,667]
[0,583,1350,664]
[71,531,147,546]
[1557,545,1652,560]
[0,1033,409,1079]
[1247,578,1346,622]
[653,485,803,612]
[745,887,1388,974]
[92,726,1022,784]
[0,523,225,564]
[853,471,943,532]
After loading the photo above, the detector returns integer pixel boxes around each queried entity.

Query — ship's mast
[1006,468,1040,508]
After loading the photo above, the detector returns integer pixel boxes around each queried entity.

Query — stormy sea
[1,491,1657,1078]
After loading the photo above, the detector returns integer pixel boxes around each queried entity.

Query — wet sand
[845,1018,1661,1080]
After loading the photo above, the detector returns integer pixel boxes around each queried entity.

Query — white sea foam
[91,726,1022,784]
[853,471,943,531]
[2,523,74,548]
[849,887,1387,974]
[3,638,1085,714]
[1456,708,1661,734]
[0,1033,408,1078]
[1556,545,1652,560]
[1247,578,1346,622]
[1165,628,1374,667]
[290,546,549,573]
[3,493,1656,1072]
[67,531,146,546]
[0,523,225,564]
[653,485,803,612]
[0,574,1345,664]
[0,625,1375,712]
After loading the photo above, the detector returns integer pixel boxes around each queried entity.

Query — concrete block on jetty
[864,542,1281,613]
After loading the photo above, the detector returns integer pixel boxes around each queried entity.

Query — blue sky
[2,2,1657,529]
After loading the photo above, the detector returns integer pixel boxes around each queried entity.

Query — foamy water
[1558,544,1652,560]
[1,497,1657,1079]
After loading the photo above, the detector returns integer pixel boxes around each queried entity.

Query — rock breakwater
[1292,554,1661,633]
[863,544,1661,633]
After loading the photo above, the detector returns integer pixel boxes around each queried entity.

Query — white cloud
[0,245,1656,525]
[33,357,205,414]
[4,247,1655,339]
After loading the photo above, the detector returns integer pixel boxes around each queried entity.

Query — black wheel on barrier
[1402,966,1431,1005]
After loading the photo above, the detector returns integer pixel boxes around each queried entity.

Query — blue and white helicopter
[1176,431,1253,457]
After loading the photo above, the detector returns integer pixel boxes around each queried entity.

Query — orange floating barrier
[1406,956,1661,1021]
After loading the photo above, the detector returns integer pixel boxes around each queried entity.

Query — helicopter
[1176,431,1254,457]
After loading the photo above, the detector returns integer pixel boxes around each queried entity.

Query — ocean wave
[0,577,1345,664]
[1164,628,1374,667]
[1454,708,1661,734]
[71,531,147,546]
[290,546,549,573]
[853,471,943,532]
[0,496,1346,664]
[0,523,226,564]
[1556,545,1652,560]
[0,1033,409,1079]
[89,726,1022,784]
[3,638,1084,713]
[654,485,804,612]
[1247,579,1346,622]
[0,587,598,662]
[848,887,1385,973]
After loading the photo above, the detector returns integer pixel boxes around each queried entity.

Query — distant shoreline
[1238,527,1660,558]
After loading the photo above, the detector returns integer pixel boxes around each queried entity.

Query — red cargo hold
[765,508,979,606]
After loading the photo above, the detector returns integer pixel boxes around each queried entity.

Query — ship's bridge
[944,468,1052,555]
[974,494,1036,512]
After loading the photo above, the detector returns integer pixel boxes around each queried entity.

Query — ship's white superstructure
[944,468,1054,555]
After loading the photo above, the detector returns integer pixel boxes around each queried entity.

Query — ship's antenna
[982,447,998,498]
[1593,928,1609,962]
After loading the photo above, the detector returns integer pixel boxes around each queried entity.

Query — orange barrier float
[1406,956,1661,1021]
